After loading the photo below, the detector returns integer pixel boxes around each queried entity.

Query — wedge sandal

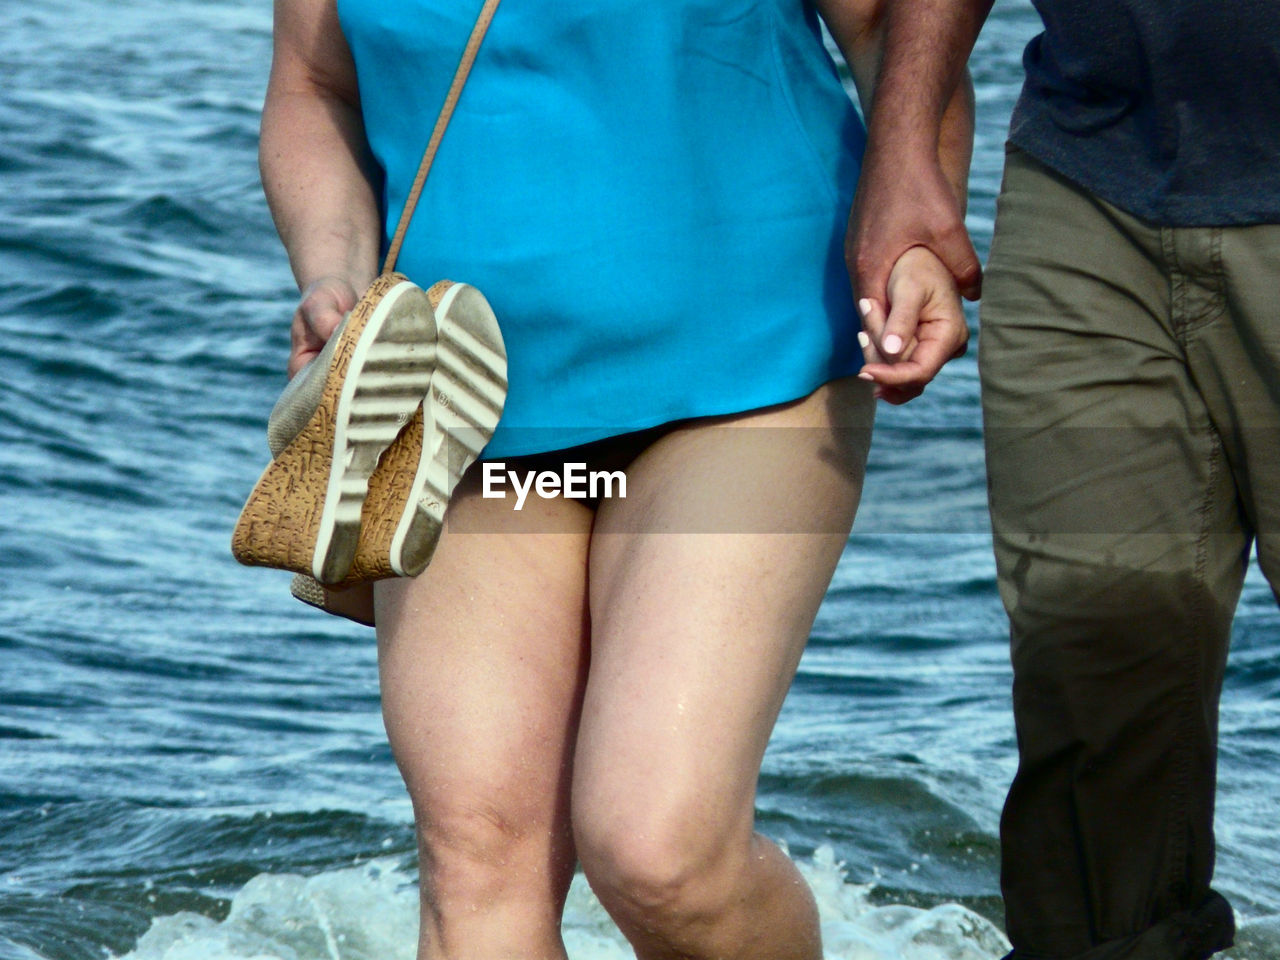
[285,280,507,619]
[232,0,506,618]
[231,274,437,584]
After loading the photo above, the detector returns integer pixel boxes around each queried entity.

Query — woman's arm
[260,0,383,376]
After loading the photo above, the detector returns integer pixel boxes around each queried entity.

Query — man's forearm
[938,70,976,214]
[847,0,993,305]
[819,0,975,214]
[868,0,993,159]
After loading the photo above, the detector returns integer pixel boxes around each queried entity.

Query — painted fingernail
[883,334,903,354]
[857,371,875,381]
[857,331,870,349]
[858,298,873,317]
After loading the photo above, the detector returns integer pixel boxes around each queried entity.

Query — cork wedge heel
[231,274,437,584]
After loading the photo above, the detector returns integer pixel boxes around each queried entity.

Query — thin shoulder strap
[382,0,503,275]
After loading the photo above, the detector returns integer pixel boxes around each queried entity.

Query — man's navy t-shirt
[1010,0,1280,225]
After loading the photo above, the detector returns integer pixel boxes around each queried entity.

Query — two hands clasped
[852,244,970,405]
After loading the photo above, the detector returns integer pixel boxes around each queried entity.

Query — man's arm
[817,0,982,397]
[849,0,994,333]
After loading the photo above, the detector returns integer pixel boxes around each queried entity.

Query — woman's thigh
[374,470,595,867]
[573,378,874,848]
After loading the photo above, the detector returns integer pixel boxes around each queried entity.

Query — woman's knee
[415,793,573,906]
[573,796,745,932]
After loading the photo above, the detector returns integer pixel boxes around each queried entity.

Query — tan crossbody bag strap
[381,0,503,275]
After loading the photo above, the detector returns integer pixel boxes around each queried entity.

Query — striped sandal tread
[326,282,454,584]
[399,282,508,577]
[337,404,427,583]
[290,281,508,599]
[323,280,443,580]
[310,281,509,586]
[389,281,509,578]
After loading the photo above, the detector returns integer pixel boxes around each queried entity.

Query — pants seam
[1162,228,1184,337]
[1174,227,1229,336]
[1209,227,1224,287]
[1168,424,1220,901]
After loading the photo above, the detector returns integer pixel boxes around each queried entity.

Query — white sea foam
[118,846,1010,960]
[1227,916,1280,960]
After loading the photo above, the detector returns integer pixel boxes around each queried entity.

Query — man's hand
[287,275,360,378]
[848,146,982,327]
[856,245,969,404]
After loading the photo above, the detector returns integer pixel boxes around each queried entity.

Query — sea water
[1,1,1277,958]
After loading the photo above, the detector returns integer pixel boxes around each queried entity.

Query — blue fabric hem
[480,370,864,460]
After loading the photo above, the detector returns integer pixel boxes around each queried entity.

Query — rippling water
[2,1,1278,958]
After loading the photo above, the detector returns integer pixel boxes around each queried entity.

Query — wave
[116,848,1011,960]
[108,851,1280,960]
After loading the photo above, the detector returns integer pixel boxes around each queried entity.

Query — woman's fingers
[859,307,968,403]
[287,275,360,378]
[881,279,927,360]
[856,298,885,364]
[857,296,917,361]
[855,247,969,403]
[858,297,919,399]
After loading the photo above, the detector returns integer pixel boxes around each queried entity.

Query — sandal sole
[231,274,436,583]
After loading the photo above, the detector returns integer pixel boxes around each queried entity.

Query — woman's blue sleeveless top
[337,0,865,457]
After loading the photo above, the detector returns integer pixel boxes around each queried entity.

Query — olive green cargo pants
[980,145,1280,960]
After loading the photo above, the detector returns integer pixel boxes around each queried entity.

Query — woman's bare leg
[572,379,875,960]
[374,475,595,960]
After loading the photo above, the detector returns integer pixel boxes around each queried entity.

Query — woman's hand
[287,275,361,378]
[855,245,969,404]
